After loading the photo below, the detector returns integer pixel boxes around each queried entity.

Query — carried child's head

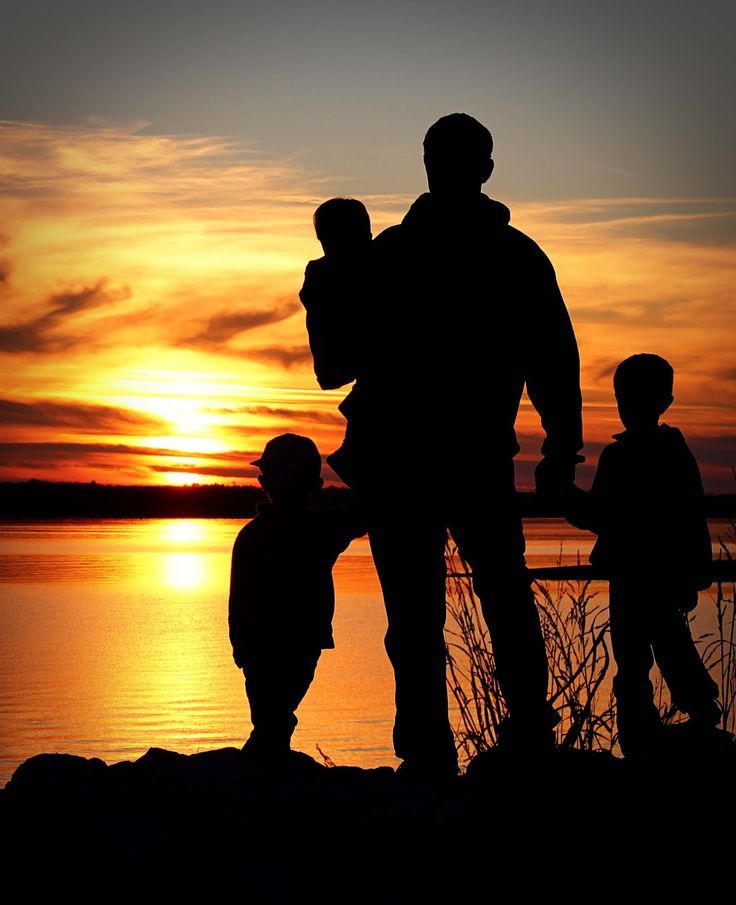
[252,433,323,504]
[613,353,674,430]
[313,197,371,258]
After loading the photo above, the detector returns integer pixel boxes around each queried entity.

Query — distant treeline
[1,480,735,520]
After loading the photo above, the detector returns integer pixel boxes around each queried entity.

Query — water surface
[1,518,730,785]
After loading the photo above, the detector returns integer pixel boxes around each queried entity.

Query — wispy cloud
[230,405,343,425]
[0,282,131,353]
[0,397,167,433]
[246,345,313,370]
[179,299,301,350]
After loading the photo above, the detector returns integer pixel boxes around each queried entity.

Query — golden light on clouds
[1,120,734,489]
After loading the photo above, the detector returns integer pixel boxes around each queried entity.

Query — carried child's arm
[300,259,356,390]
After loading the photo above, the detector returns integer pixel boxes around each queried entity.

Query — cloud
[246,345,313,370]
[0,281,130,353]
[149,463,258,479]
[515,197,736,246]
[0,120,321,362]
[180,299,300,350]
[0,398,167,433]
[233,405,343,424]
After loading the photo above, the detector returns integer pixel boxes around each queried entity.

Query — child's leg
[609,578,663,755]
[243,649,321,757]
[651,603,720,724]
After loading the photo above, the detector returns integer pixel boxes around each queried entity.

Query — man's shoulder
[502,224,552,265]
[373,224,404,247]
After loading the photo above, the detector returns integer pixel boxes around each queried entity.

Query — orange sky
[1,120,735,491]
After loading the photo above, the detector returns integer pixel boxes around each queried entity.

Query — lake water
[1,518,732,786]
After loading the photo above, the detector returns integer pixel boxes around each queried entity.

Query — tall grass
[700,511,736,734]
[445,528,736,761]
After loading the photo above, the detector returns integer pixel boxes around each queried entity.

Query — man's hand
[534,455,582,506]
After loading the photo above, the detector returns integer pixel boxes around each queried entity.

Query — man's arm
[522,243,584,493]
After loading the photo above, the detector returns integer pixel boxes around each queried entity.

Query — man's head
[313,197,372,258]
[251,433,323,502]
[423,113,494,201]
[613,353,674,430]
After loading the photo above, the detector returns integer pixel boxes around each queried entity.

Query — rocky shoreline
[2,728,734,899]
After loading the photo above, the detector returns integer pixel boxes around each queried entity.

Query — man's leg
[368,503,457,769]
[447,482,556,742]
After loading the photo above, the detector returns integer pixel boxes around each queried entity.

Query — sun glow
[163,552,206,589]
[163,521,207,544]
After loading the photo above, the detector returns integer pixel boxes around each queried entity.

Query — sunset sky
[1,0,734,490]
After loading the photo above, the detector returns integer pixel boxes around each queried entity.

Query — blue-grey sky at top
[2,0,734,200]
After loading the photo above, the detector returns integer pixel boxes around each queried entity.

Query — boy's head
[313,197,371,258]
[251,433,323,502]
[613,353,674,430]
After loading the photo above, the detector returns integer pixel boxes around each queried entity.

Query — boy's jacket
[586,424,712,587]
[228,502,365,666]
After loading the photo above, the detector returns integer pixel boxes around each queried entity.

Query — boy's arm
[325,497,369,554]
[228,534,250,668]
[677,441,712,591]
[564,447,614,533]
[300,259,356,390]
[563,484,598,533]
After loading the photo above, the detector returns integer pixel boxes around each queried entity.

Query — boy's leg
[609,578,662,756]
[243,650,320,757]
[650,602,720,724]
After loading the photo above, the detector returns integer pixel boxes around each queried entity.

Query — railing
[450,559,736,582]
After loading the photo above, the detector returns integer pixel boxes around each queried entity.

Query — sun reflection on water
[163,520,207,545]
[163,552,206,590]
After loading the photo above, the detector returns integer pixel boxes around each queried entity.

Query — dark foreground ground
[2,727,734,901]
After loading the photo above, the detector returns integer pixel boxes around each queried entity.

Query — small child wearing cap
[228,432,366,764]
[299,197,372,487]
[567,353,719,756]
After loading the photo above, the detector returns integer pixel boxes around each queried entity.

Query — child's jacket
[580,424,711,589]
[228,502,366,667]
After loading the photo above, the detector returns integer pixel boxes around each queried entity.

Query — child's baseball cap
[251,433,322,482]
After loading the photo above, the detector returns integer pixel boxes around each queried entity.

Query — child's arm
[299,259,356,390]
[563,484,599,533]
[323,496,368,554]
[228,534,251,668]
[563,446,616,534]
[677,439,712,591]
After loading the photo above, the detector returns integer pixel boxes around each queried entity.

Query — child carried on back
[299,197,372,487]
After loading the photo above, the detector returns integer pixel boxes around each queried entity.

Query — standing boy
[228,433,365,764]
[569,354,719,755]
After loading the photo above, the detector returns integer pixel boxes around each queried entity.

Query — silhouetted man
[311,114,583,776]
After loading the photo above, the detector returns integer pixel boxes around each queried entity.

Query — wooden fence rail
[449,559,736,583]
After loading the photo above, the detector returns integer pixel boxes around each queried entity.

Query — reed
[445,525,736,761]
